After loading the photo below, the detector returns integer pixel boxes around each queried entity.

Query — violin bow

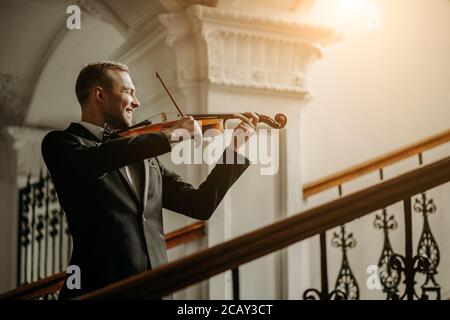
[155,72,287,130]
[155,72,185,117]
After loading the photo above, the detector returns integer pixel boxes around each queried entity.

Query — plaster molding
[201,29,319,95]
[188,4,338,45]
[77,0,105,20]
[0,73,24,127]
[113,24,167,64]
[0,126,50,178]
[159,0,218,12]
[159,5,338,95]
[113,9,167,64]
[77,0,129,36]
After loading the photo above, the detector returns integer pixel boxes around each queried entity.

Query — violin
[116,112,287,137]
[115,72,287,138]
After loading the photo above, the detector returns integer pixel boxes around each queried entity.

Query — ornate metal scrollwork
[414,192,441,299]
[35,170,45,280]
[301,231,347,300]
[302,288,322,300]
[377,192,440,300]
[388,253,431,300]
[374,208,401,299]
[302,288,347,300]
[331,225,359,300]
[18,175,32,285]
[17,171,71,286]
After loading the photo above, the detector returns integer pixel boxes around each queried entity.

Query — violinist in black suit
[41,61,257,299]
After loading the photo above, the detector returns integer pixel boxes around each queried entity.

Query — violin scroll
[257,113,287,129]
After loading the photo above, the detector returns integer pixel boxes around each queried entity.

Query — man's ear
[93,86,105,104]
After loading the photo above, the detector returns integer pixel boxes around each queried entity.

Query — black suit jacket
[41,123,249,299]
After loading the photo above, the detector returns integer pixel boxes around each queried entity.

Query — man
[41,61,257,300]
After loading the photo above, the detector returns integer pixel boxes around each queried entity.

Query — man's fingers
[239,123,254,133]
[232,113,256,129]
[234,122,255,137]
[193,121,202,147]
[243,112,259,127]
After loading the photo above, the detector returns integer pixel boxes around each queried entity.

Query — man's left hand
[231,112,259,151]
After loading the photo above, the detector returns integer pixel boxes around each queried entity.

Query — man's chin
[119,117,133,129]
[124,116,133,128]
[111,120,132,130]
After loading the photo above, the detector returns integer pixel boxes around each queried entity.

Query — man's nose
[132,97,140,108]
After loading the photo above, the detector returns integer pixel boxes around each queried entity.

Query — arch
[23,0,134,128]
[25,15,126,128]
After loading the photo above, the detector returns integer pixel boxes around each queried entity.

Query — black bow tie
[102,125,118,142]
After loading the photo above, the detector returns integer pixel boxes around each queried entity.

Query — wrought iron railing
[11,170,206,300]
[303,176,443,300]
[2,220,206,300]
[9,129,449,300]
[301,129,449,300]
[69,156,449,299]
[17,171,71,290]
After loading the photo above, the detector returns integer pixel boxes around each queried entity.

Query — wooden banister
[0,221,205,300]
[165,221,205,249]
[303,129,450,198]
[76,156,450,299]
[0,272,67,300]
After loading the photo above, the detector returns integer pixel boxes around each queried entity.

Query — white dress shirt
[79,121,136,188]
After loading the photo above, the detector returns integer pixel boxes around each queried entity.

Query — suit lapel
[118,167,141,205]
[66,123,101,143]
[143,159,150,210]
[67,123,147,208]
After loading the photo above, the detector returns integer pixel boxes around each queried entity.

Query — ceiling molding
[158,0,218,12]
[158,4,339,96]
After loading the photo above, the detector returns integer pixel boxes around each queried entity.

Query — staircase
[1,129,449,300]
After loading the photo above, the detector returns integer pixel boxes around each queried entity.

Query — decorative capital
[159,5,339,96]
[76,0,105,21]
[0,126,50,178]
[158,0,218,12]
[0,73,25,127]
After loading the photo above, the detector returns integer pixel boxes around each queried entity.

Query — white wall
[303,0,450,181]
[289,0,450,299]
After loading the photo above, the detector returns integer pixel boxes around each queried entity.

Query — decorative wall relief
[0,73,24,126]
[159,4,338,96]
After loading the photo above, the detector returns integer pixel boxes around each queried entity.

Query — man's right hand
[163,116,202,146]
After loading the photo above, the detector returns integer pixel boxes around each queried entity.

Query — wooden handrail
[303,128,450,198]
[76,156,450,299]
[165,221,205,249]
[0,272,67,300]
[0,221,205,300]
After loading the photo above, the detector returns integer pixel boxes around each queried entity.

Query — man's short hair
[75,61,129,106]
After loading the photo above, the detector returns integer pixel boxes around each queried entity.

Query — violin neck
[188,113,253,119]
[190,113,286,130]
[115,119,152,134]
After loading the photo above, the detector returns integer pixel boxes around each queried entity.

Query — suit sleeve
[161,148,250,220]
[42,130,172,179]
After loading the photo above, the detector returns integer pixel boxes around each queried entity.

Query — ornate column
[0,126,49,292]
[158,4,337,299]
